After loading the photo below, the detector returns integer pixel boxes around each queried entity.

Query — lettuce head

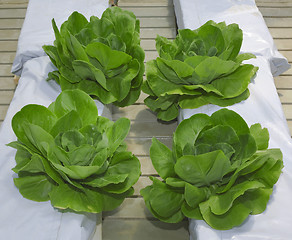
[143,21,258,121]
[8,89,141,213]
[43,7,145,107]
[141,109,283,230]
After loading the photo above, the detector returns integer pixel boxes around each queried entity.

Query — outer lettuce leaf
[141,109,283,230]
[150,138,176,180]
[8,89,141,213]
[140,177,185,223]
[177,89,250,110]
[14,174,52,202]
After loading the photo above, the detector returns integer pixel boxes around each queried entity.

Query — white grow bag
[173,0,290,76]
[11,0,109,76]
[0,56,112,239]
[5,1,111,239]
[172,2,292,237]
[178,57,292,240]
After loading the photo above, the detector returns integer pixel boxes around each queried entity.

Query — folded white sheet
[178,56,292,240]
[11,0,109,76]
[0,56,111,240]
[173,0,290,76]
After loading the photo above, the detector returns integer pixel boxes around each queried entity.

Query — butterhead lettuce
[142,21,258,121]
[43,7,145,107]
[8,89,141,213]
[141,109,283,230]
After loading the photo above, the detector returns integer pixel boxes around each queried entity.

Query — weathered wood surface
[256,0,292,134]
[99,1,188,239]
[0,1,24,123]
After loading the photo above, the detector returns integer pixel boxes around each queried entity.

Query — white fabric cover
[0,56,111,239]
[11,0,109,76]
[173,0,290,76]
[178,57,292,240]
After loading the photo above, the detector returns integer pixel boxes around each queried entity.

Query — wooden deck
[101,1,186,239]
[0,0,291,239]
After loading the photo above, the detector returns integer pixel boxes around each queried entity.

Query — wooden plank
[141,39,156,50]
[0,51,15,64]
[145,50,159,61]
[0,77,16,89]
[256,0,292,2]
[0,104,9,120]
[282,104,292,119]
[0,65,12,76]
[0,40,17,51]
[139,17,176,28]
[281,67,292,75]
[103,198,153,219]
[264,17,292,27]
[0,29,21,40]
[0,8,26,18]
[278,89,292,103]
[140,28,176,39]
[288,120,292,135]
[279,50,292,62]
[136,92,148,103]
[0,90,14,104]
[0,0,28,4]
[269,28,292,38]
[133,176,155,195]
[259,7,292,17]
[119,0,172,7]
[120,6,174,17]
[140,156,157,175]
[0,3,27,9]
[128,121,177,137]
[126,137,172,156]
[113,104,158,122]
[114,104,178,123]
[275,76,292,88]
[0,18,23,29]
[275,39,292,50]
[257,2,292,7]
[102,219,189,240]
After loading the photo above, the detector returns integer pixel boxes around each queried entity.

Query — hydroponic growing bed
[0,0,291,239]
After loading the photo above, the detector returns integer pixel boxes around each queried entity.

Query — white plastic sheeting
[6,1,110,238]
[178,57,292,240]
[173,0,290,76]
[173,2,292,237]
[0,56,111,240]
[11,0,109,76]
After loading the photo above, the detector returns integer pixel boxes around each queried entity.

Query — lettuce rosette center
[142,21,258,121]
[141,109,283,230]
[8,89,141,213]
